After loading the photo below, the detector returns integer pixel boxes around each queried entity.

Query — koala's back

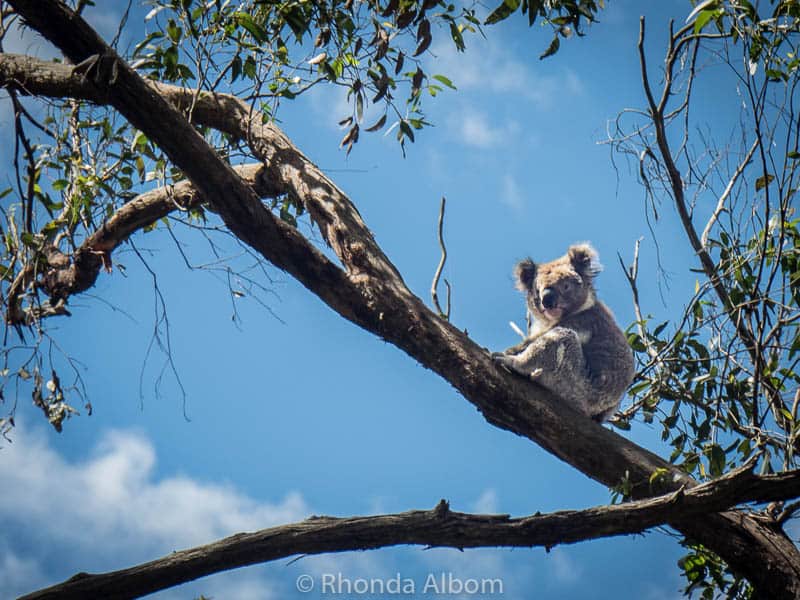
[560,302,634,402]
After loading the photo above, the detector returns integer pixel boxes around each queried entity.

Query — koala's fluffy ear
[514,258,537,292]
[568,243,602,278]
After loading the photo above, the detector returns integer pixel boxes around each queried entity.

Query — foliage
[609,1,800,596]
[678,541,750,600]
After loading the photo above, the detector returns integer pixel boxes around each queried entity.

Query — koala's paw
[529,368,544,380]
[491,352,513,372]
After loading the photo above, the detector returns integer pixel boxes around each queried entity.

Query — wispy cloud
[430,39,584,108]
[549,547,582,584]
[0,425,309,598]
[472,488,500,513]
[448,108,519,148]
[501,173,525,211]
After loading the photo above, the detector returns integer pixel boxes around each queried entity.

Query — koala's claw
[491,352,513,373]
[529,368,544,380]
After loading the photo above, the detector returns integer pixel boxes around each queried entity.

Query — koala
[492,243,634,422]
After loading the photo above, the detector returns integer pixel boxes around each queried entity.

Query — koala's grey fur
[492,243,634,422]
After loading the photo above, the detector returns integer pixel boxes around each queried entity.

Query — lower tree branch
[20,461,800,600]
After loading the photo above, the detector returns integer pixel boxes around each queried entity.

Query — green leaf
[485,0,521,25]
[539,35,560,60]
[705,443,726,478]
[399,119,415,143]
[432,74,456,90]
[365,114,387,132]
[527,0,543,26]
[649,467,669,485]
[233,12,268,44]
[449,22,465,51]
[755,173,774,191]
[243,55,257,79]
[693,9,715,33]
[166,19,183,43]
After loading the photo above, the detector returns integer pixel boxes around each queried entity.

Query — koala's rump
[560,303,634,399]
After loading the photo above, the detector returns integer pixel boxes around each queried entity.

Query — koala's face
[515,244,600,325]
[530,262,590,322]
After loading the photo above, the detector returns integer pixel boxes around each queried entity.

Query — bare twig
[430,196,450,320]
[700,137,759,249]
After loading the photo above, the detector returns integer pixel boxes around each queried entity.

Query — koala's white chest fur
[529,296,595,343]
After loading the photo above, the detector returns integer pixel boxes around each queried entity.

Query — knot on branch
[434,498,450,519]
[42,245,105,302]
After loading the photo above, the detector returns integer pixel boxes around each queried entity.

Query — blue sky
[0,1,730,598]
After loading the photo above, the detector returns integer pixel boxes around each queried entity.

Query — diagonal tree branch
[20,460,800,600]
[0,26,678,504]
[5,4,800,598]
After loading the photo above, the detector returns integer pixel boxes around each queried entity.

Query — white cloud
[449,108,520,148]
[549,547,582,584]
[501,173,525,211]
[0,546,47,595]
[430,39,583,108]
[307,84,353,127]
[472,488,499,513]
[0,424,309,598]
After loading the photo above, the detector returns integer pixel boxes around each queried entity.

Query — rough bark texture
[4,2,800,599]
[20,465,800,599]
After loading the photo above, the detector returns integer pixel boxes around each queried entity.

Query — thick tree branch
[6,4,800,598]
[0,39,680,503]
[21,461,800,600]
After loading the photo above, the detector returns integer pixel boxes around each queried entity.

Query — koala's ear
[568,243,602,278]
[514,258,537,292]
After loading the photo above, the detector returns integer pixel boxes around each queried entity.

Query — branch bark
[5,3,800,598]
[21,461,800,600]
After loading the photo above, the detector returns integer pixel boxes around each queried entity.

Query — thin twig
[431,196,450,320]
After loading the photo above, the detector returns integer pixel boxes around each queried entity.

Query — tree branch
[6,4,800,598]
[21,460,800,600]
[0,157,279,323]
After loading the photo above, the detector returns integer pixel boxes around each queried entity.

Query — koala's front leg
[492,328,594,416]
[494,336,531,358]
[492,333,560,381]
[491,350,542,379]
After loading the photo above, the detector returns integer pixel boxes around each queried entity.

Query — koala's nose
[541,288,557,309]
